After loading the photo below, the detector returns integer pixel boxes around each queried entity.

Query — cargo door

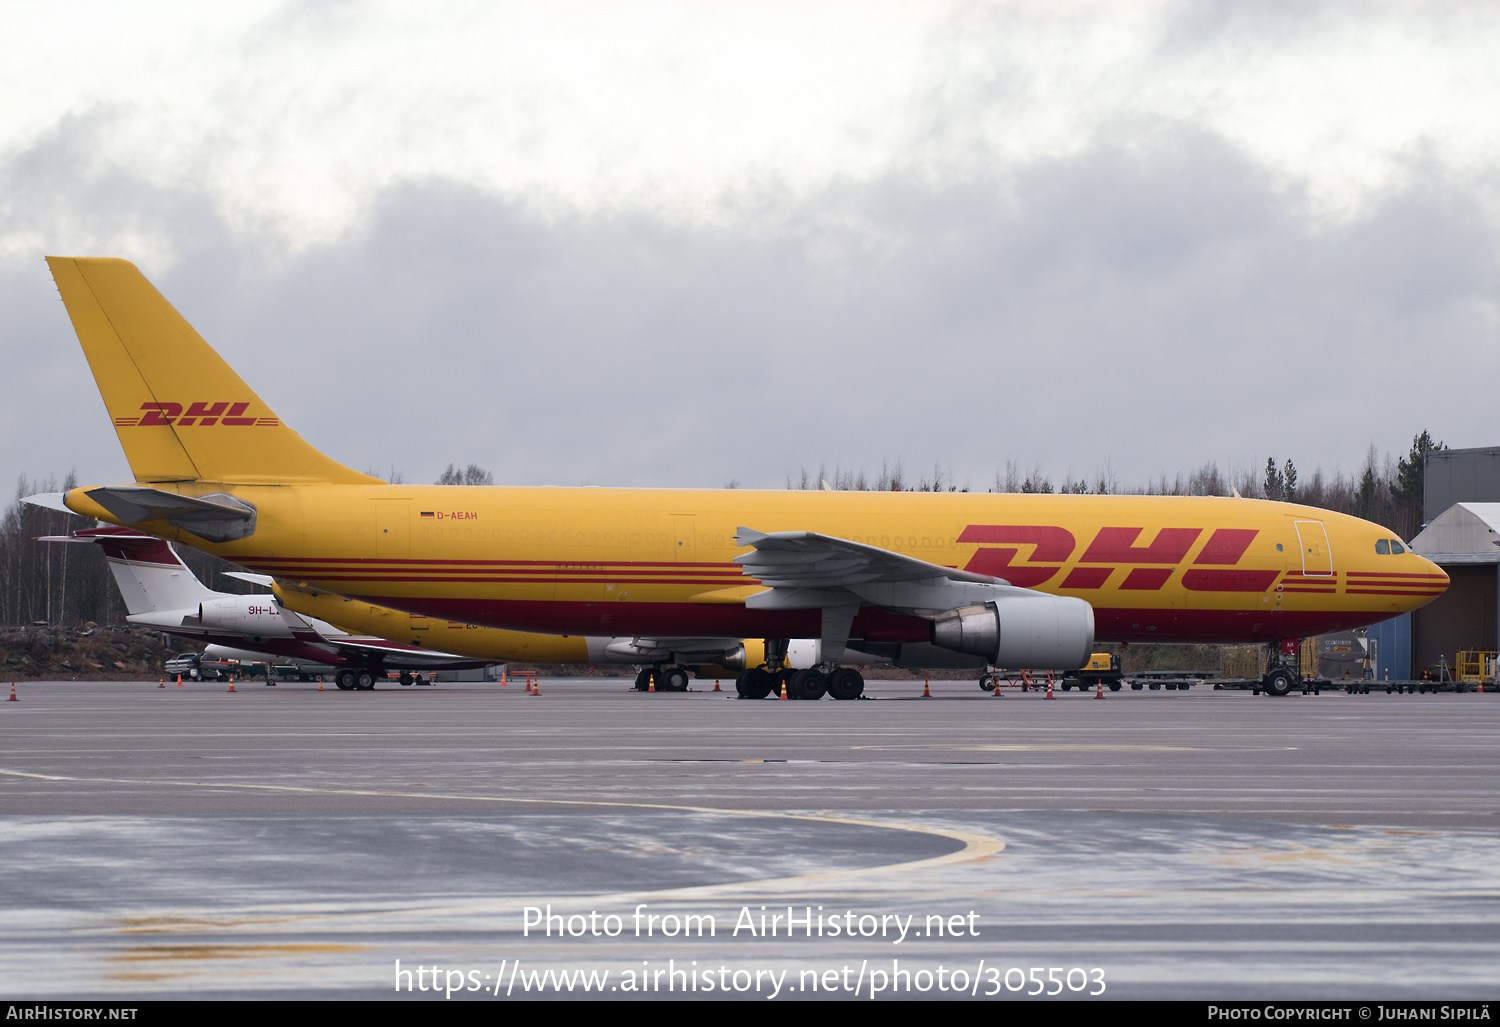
[671,515,697,563]
[1293,520,1332,577]
[375,500,411,560]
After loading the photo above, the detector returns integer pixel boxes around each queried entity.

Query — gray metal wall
[1426,447,1500,523]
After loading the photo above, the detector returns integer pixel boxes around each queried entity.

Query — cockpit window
[1391,540,1406,554]
[1375,539,1390,554]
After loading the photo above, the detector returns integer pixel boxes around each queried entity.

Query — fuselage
[68,484,1447,647]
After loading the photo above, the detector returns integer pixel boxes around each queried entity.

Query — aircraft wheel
[978,675,994,692]
[634,668,653,691]
[737,668,774,700]
[827,668,864,700]
[661,667,690,692]
[790,668,826,701]
[1262,668,1295,697]
[356,672,376,691]
[335,670,356,691]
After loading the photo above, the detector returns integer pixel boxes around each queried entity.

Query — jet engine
[196,598,249,631]
[930,594,1094,670]
[194,597,287,641]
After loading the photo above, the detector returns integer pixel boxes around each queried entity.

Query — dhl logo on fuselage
[961,524,1274,592]
[112,402,279,427]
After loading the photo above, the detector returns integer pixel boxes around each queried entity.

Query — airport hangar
[1369,445,1500,679]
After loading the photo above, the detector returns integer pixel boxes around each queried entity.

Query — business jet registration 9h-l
[39,257,1447,699]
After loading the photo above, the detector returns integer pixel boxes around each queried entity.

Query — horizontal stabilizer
[22,493,73,513]
[224,571,275,586]
[86,486,256,543]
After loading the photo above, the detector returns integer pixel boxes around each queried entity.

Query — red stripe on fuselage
[1182,569,1279,591]
[338,594,1400,648]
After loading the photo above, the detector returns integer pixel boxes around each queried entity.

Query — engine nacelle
[930,594,1094,670]
[196,597,288,639]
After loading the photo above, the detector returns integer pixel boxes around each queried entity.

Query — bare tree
[435,463,495,486]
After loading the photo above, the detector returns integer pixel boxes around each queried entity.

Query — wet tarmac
[2,678,1497,999]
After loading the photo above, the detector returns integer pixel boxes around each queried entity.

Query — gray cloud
[3,115,1497,499]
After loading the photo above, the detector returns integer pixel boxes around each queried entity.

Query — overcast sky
[3,1,1497,496]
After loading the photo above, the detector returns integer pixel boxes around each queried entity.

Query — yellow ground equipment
[1455,650,1497,689]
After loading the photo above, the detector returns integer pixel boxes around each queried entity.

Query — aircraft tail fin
[44,527,219,616]
[45,257,380,486]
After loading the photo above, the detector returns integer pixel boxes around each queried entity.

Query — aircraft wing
[324,636,491,670]
[734,525,1040,616]
[734,527,1000,588]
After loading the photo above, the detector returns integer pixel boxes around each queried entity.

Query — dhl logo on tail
[114,402,279,428]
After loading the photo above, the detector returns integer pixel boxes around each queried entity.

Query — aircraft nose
[1398,551,1449,610]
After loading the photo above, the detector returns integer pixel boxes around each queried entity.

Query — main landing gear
[732,639,866,701]
[334,669,378,691]
[634,666,689,692]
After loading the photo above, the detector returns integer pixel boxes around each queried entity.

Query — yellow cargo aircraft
[262,582,772,691]
[43,257,1448,698]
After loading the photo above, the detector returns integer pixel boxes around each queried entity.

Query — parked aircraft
[43,526,805,693]
[42,257,1449,699]
[42,526,494,689]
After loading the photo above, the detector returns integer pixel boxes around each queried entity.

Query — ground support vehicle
[1059,652,1124,692]
[1127,670,1201,692]
[163,652,235,681]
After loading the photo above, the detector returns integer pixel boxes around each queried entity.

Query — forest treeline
[0,433,1445,626]
[788,431,1444,545]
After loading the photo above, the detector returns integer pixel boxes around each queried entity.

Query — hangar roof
[1408,502,1500,564]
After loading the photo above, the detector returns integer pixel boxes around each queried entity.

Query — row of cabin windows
[1374,539,1407,554]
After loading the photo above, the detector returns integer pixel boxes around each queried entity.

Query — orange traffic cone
[158,678,165,688]
[500,669,508,687]
[1095,681,1104,699]
[7,682,16,702]
[227,675,237,693]
[779,675,789,700]
[648,673,656,693]
[318,679,323,691]
[176,674,183,687]
[531,676,540,696]
[713,679,721,692]
[1044,680,1055,699]
[922,678,931,698]
[991,674,1002,697]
